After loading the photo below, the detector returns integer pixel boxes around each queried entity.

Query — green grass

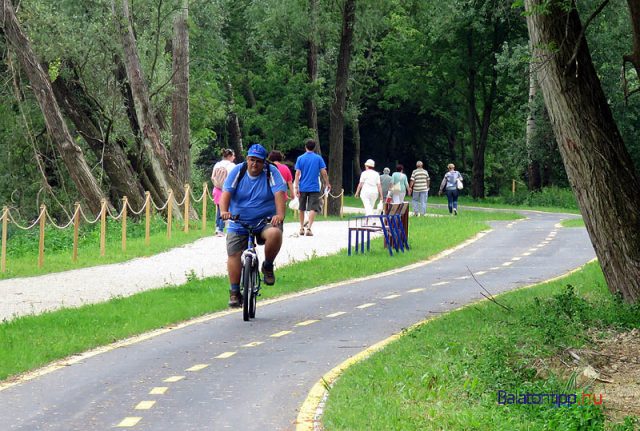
[322,262,639,430]
[0,209,521,381]
[561,218,586,228]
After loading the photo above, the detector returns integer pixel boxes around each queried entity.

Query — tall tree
[525,49,541,190]
[112,0,185,216]
[328,0,356,216]
[171,0,191,185]
[1,0,110,214]
[306,0,321,154]
[525,0,640,302]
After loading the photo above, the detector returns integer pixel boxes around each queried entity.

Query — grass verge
[322,262,639,430]
[0,209,520,381]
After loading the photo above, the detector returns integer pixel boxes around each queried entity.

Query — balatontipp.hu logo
[497,390,604,407]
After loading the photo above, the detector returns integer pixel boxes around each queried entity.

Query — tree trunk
[112,0,185,218]
[352,117,362,180]
[51,65,146,210]
[306,0,321,154]
[1,0,109,214]
[328,0,356,216]
[624,0,640,88]
[466,31,480,197]
[526,59,541,190]
[225,81,244,160]
[171,0,191,186]
[525,0,640,302]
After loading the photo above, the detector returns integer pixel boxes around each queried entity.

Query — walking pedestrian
[390,164,410,204]
[409,161,430,216]
[294,139,331,236]
[438,163,463,215]
[211,149,236,236]
[380,167,393,202]
[268,150,294,200]
[354,159,383,216]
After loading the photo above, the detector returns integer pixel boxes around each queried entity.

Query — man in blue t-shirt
[220,144,287,307]
[294,139,331,236]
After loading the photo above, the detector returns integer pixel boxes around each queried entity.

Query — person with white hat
[354,159,383,216]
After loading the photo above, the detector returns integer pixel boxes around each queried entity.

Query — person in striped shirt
[409,161,430,216]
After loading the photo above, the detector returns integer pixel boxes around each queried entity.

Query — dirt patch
[540,328,640,422]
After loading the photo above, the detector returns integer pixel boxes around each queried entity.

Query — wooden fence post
[72,202,80,262]
[512,179,516,196]
[100,198,107,257]
[340,189,344,218]
[202,183,208,232]
[167,190,173,239]
[1,206,7,273]
[145,191,151,246]
[323,194,328,217]
[121,197,128,252]
[184,184,190,233]
[38,204,46,268]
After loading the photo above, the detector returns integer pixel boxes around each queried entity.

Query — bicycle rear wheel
[242,258,253,321]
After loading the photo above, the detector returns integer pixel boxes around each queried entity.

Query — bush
[493,186,578,210]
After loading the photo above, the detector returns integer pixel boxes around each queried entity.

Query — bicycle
[231,216,270,321]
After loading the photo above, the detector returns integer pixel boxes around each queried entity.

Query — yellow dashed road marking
[356,303,376,309]
[185,364,209,372]
[135,401,156,410]
[521,252,531,256]
[475,271,487,275]
[296,320,319,327]
[215,351,237,359]
[242,341,264,347]
[511,257,521,261]
[163,376,184,383]
[149,387,168,395]
[455,276,470,280]
[383,294,401,299]
[270,330,293,338]
[326,311,346,318]
[433,281,449,286]
[490,266,500,270]
[529,247,538,251]
[502,262,513,266]
[407,288,425,293]
[116,417,142,427]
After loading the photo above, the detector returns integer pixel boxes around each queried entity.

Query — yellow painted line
[163,376,184,383]
[432,281,449,286]
[529,247,538,251]
[295,258,598,431]
[455,276,470,280]
[475,271,487,275]
[149,387,168,395]
[270,330,293,338]
[185,364,209,372]
[2,228,493,393]
[511,257,521,261]
[550,231,557,236]
[116,417,142,427]
[215,351,237,359]
[502,262,513,266]
[383,294,401,299]
[356,303,375,309]
[296,320,320,327]
[545,237,553,241]
[242,341,264,348]
[135,400,156,410]
[407,288,425,293]
[521,252,531,256]
[489,266,500,270]
[326,311,346,318]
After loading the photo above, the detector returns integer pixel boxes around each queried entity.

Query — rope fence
[0,183,344,273]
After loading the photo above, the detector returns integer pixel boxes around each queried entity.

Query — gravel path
[0,219,363,322]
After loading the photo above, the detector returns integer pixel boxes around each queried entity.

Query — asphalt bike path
[0,211,595,430]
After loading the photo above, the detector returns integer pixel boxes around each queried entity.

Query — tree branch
[565,0,611,74]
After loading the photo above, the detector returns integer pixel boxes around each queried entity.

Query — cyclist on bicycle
[219,143,287,307]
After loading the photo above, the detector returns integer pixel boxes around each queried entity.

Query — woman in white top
[211,149,236,235]
[354,159,383,216]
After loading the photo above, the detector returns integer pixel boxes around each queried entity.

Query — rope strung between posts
[45,206,77,230]
[6,207,44,230]
[327,189,344,198]
[126,198,148,216]
[190,187,205,203]
[105,203,127,221]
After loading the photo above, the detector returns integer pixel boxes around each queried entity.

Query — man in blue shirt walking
[220,144,287,307]
[294,139,331,236]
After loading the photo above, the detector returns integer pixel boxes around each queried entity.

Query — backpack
[212,165,228,189]
[234,161,275,195]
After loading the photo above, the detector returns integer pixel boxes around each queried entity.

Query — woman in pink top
[268,150,294,199]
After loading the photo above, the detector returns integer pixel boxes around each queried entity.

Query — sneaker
[305,228,313,236]
[215,231,225,237]
[299,227,305,235]
[228,290,242,308]
[453,209,458,216]
[262,262,275,285]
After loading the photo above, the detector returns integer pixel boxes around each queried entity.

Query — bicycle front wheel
[242,257,253,321]
[249,264,258,318]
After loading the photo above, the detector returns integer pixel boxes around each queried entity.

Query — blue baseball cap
[247,143,268,160]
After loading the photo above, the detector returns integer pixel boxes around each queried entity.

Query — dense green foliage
[1,0,638,215]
